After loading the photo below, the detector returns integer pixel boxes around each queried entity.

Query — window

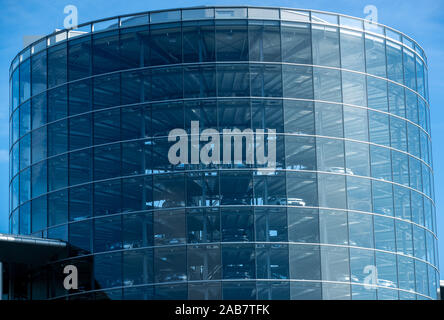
[31,51,47,96]
[186,172,220,207]
[48,190,68,226]
[69,79,91,116]
[286,171,317,207]
[281,22,311,64]
[183,21,216,63]
[222,244,255,279]
[340,29,365,72]
[252,99,283,132]
[94,252,122,288]
[31,126,47,164]
[93,73,120,110]
[69,113,92,151]
[217,64,250,97]
[151,67,183,100]
[154,246,187,283]
[152,102,184,137]
[123,248,154,286]
[121,71,143,105]
[216,20,248,61]
[287,208,318,243]
[320,245,350,282]
[393,185,411,221]
[405,90,418,124]
[19,134,31,171]
[69,149,92,186]
[154,209,186,245]
[122,141,144,176]
[19,168,31,205]
[68,36,91,81]
[249,20,281,62]
[347,176,372,212]
[123,211,154,249]
[370,145,392,181]
[289,244,321,280]
[403,48,416,91]
[19,59,31,103]
[48,154,68,191]
[250,64,282,97]
[94,178,121,217]
[284,100,314,135]
[391,117,408,151]
[315,102,343,138]
[69,184,92,222]
[282,65,313,99]
[94,215,122,252]
[376,252,398,289]
[120,26,148,69]
[313,67,342,103]
[150,23,182,66]
[391,151,409,186]
[47,85,68,123]
[343,106,368,141]
[31,161,47,198]
[187,208,220,243]
[342,72,367,107]
[32,195,47,233]
[48,43,67,87]
[94,144,121,180]
[317,172,346,209]
[395,220,413,256]
[220,171,253,205]
[365,35,386,77]
[93,31,120,74]
[153,173,185,208]
[47,120,68,157]
[348,212,374,248]
[285,135,316,171]
[312,25,340,67]
[183,65,217,98]
[69,220,92,256]
[388,83,405,117]
[94,108,121,145]
[369,111,390,147]
[345,141,370,177]
[188,244,221,281]
[367,76,388,112]
[221,207,254,242]
[31,92,47,129]
[386,41,403,84]
[256,244,289,279]
[374,215,396,252]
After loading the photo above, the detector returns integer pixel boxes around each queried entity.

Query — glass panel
[403,48,417,91]
[31,126,47,164]
[19,59,31,103]
[217,64,250,97]
[395,220,413,256]
[150,23,182,65]
[94,215,122,252]
[68,36,91,81]
[390,117,407,152]
[374,215,396,252]
[285,135,316,170]
[93,179,122,216]
[386,41,403,84]
[92,31,120,74]
[313,67,342,103]
[183,21,215,63]
[286,171,317,207]
[32,195,47,233]
[31,161,47,198]
[342,72,367,107]
[284,100,314,135]
[347,176,372,212]
[48,189,68,226]
[47,44,67,87]
[183,65,217,98]
[370,145,391,181]
[365,34,386,77]
[281,22,311,64]
[319,209,348,245]
[282,65,313,99]
[154,209,186,245]
[321,245,350,282]
[69,149,92,186]
[289,244,321,280]
[312,25,340,67]
[345,141,369,177]
[31,51,47,96]
[317,173,346,209]
[343,106,368,141]
[249,21,281,62]
[367,76,388,112]
[340,29,365,72]
[376,252,398,289]
[120,26,148,70]
[369,111,390,147]
[315,102,343,138]
[391,151,409,186]
[287,208,317,243]
[69,184,92,221]
[93,73,120,110]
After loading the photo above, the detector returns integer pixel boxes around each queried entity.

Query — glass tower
[9,7,438,300]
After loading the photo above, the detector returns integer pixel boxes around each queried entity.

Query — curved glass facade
[9,7,438,300]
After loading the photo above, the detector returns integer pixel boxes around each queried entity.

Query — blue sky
[0,0,443,276]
